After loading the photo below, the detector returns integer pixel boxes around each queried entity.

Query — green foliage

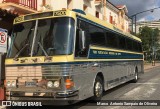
[138,26,160,53]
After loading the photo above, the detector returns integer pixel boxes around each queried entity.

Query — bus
[5,9,144,105]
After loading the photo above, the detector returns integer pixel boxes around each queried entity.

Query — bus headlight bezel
[47,80,60,88]
[6,81,16,87]
[47,81,54,88]
[6,81,11,87]
[11,81,16,87]
[53,81,60,88]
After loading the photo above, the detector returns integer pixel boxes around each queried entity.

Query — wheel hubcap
[95,82,103,97]
[135,73,138,80]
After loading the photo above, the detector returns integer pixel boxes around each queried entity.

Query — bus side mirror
[79,30,86,51]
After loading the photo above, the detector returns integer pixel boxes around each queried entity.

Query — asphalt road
[1,66,160,109]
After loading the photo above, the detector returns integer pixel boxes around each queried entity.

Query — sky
[108,0,160,21]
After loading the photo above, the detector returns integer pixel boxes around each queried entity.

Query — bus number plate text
[25,81,37,87]
[54,11,66,16]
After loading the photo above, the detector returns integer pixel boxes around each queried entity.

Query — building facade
[136,20,160,47]
[136,20,160,33]
[0,0,130,33]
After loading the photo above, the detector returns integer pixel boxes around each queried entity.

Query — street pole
[130,7,160,34]
[153,30,155,64]
[135,15,137,34]
[152,29,155,66]
[131,17,134,33]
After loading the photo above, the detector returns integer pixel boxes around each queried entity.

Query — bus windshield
[8,17,75,58]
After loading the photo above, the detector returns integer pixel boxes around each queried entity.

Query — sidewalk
[144,62,160,71]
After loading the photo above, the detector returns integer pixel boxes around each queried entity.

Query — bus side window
[138,42,142,52]
[133,41,138,52]
[126,38,133,51]
[89,24,105,46]
[119,35,126,50]
[106,31,118,48]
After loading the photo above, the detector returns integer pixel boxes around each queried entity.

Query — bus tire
[92,76,103,101]
[132,69,138,83]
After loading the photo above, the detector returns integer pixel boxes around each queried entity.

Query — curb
[144,63,160,71]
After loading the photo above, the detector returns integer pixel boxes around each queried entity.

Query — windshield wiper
[38,42,49,58]
[14,44,29,60]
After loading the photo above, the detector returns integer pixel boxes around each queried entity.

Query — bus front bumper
[6,90,79,105]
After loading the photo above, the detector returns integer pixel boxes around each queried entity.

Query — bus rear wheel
[92,76,103,101]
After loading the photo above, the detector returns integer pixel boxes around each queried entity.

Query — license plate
[25,81,37,87]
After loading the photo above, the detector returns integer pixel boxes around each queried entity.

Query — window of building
[42,0,46,6]
[83,5,88,12]
[110,15,113,24]
[67,0,72,9]
[96,11,99,18]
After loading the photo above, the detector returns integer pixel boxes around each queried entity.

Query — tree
[138,26,160,54]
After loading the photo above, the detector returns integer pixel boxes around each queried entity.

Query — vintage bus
[5,9,144,105]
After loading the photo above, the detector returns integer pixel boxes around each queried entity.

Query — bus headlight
[11,81,16,87]
[53,81,60,88]
[7,81,11,87]
[47,81,53,88]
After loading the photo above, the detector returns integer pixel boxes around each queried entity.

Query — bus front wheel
[132,69,138,83]
[92,76,103,101]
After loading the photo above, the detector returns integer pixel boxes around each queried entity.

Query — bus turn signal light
[65,79,74,89]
